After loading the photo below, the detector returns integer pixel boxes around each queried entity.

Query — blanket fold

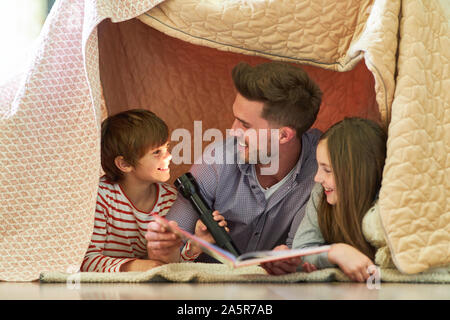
[1,0,448,281]
[39,262,450,284]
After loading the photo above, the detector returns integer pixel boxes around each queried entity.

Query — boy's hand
[327,243,375,282]
[261,245,302,275]
[145,220,183,263]
[190,210,229,254]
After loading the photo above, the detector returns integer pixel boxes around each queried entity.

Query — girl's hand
[327,243,375,282]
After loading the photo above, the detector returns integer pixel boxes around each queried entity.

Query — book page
[234,246,331,267]
[152,216,330,269]
[153,216,237,266]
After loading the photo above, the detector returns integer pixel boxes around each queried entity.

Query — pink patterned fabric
[0,0,162,281]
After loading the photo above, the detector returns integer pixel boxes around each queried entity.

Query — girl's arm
[327,243,375,282]
[262,184,333,275]
[291,183,335,269]
[293,185,376,281]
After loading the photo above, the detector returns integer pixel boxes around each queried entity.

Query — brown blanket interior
[98,18,380,183]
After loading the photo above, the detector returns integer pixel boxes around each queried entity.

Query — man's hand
[145,220,183,263]
[301,262,318,273]
[260,245,302,275]
[327,243,375,282]
[190,210,229,255]
[195,210,229,242]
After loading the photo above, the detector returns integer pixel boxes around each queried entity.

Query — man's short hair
[101,109,168,182]
[232,62,322,139]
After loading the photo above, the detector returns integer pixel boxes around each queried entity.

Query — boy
[81,109,176,272]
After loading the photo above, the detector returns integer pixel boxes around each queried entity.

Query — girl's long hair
[317,118,387,260]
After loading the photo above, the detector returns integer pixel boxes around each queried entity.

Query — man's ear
[114,156,133,173]
[278,127,296,144]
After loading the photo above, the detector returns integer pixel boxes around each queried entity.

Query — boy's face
[131,141,172,184]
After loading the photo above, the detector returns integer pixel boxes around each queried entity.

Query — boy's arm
[180,240,201,262]
[81,199,136,272]
[120,259,163,272]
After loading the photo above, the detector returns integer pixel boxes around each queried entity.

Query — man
[146,61,323,272]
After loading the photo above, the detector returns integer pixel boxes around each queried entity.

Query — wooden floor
[1,281,449,300]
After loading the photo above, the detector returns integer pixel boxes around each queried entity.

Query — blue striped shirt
[166,129,321,262]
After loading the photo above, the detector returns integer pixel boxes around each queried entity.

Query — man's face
[229,93,277,164]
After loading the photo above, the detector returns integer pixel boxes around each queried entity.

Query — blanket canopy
[0,0,448,281]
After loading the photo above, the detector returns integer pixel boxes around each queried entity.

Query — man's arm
[164,192,199,232]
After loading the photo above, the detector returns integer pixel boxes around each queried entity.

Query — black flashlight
[174,173,241,256]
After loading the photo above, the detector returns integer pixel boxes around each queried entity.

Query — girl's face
[314,139,337,205]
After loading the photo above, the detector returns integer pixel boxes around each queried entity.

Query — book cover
[153,216,330,268]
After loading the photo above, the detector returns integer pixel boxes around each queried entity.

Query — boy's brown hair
[231,61,322,139]
[101,109,169,182]
[317,117,387,260]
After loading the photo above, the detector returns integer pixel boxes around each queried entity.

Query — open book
[154,216,330,268]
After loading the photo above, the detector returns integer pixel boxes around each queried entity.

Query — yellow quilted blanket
[0,0,448,281]
[138,0,449,274]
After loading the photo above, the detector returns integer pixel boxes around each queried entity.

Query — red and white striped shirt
[81,176,177,272]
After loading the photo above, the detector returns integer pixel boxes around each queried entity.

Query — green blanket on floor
[40,203,450,284]
[40,262,450,284]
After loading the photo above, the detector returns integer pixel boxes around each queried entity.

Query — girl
[262,117,387,282]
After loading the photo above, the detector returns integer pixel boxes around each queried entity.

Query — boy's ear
[278,126,296,145]
[114,156,133,173]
